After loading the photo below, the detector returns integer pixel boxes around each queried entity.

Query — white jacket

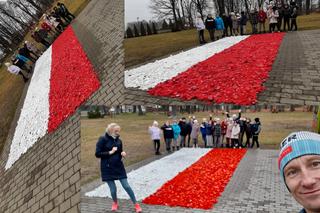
[267,9,279,24]
[231,123,240,139]
[195,18,205,31]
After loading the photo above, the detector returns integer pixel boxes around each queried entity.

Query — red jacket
[221,121,228,135]
[258,10,267,23]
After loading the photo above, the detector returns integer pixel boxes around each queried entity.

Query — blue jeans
[106,178,137,203]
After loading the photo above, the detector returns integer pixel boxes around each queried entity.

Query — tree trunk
[306,0,311,14]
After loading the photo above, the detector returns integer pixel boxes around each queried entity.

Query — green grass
[0,0,90,153]
[124,12,320,68]
[80,110,313,185]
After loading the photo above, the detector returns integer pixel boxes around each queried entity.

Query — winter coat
[205,123,213,135]
[19,47,31,58]
[179,121,188,136]
[251,12,259,24]
[186,122,192,135]
[226,122,233,138]
[251,122,261,136]
[231,15,238,29]
[172,123,181,140]
[231,123,240,139]
[240,14,248,25]
[161,124,174,139]
[258,10,267,23]
[205,17,216,30]
[200,123,207,136]
[221,121,227,135]
[148,126,161,140]
[283,7,291,19]
[268,9,279,24]
[195,18,205,30]
[215,17,225,30]
[245,122,252,137]
[95,133,127,181]
[191,124,200,139]
[213,124,221,136]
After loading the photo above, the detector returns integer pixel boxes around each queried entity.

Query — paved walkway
[81,149,301,213]
[258,30,320,105]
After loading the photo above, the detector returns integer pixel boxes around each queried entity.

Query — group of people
[96,121,320,213]
[4,2,74,83]
[148,110,262,155]
[195,0,299,44]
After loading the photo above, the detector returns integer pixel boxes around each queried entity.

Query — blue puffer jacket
[215,17,225,30]
[95,133,127,181]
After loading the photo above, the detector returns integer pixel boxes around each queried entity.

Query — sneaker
[135,203,142,212]
[111,202,118,211]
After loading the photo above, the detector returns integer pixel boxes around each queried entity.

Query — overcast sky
[125,0,154,24]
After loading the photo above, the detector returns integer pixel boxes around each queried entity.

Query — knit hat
[278,131,320,181]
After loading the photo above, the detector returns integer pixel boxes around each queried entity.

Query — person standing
[171,120,181,151]
[231,12,239,36]
[231,120,241,148]
[200,118,207,147]
[215,14,225,39]
[178,118,188,147]
[277,4,284,32]
[258,7,267,33]
[148,121,161,155]
[243,118,252,148]
[290,2,298,31]
[191,120,200,148]
[186,117,193,147]
[250,9,259,34]
[220,118,228,147]
[161,121,174,153]
[205,14,216,41]
[195,15,206,44]
[268,6,279,33]
[226,118,233,148]
[239,11,248,35]
[213,118,222,148]
[251,118,261,148]
[95,123,142,212]
[283,3,291,31]
[4,62,29,82]
[205,120,214,148]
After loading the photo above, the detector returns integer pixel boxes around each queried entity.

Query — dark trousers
[231,138,240,148]
[201,134,207,147]
[153,139,160,154]
[243,134,251,147]
[290,18,297,31]
[180,135,186,147]
[269,23,276,32]
[187,134,191,147]
[251,135,260,148]
[283,18,290,31]
[198,30,206,44]
[165,138,172,152]
[277,17,283,31]
[208,29,215,41]
[239,131,245,147]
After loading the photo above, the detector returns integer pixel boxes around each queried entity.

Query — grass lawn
[124,12,320,68]
[81,110,313,185]
[0,0,90,153]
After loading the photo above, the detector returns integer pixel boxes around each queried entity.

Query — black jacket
[205,17,216,30]
[178,121,189,136]
[161,124,174,139]
[95,133,127,181]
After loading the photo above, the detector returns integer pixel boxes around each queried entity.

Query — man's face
[284,155,320,212]
[112,127,121,137]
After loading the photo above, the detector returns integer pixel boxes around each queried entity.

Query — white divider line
[124,36,249,90]
[85,148,211,200]
[5,47,52,170]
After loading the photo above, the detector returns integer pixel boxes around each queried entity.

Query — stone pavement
[81,149,301,213]
[258,30,320,106]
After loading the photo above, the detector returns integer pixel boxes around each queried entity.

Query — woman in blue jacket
[215,15,225,39]
[95,123,142,212]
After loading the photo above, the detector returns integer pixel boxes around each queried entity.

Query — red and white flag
[125,33,285,105]
[5,27,100,169]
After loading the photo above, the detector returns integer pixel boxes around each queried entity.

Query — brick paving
[81,149,301,213]
[258,30,320,105]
